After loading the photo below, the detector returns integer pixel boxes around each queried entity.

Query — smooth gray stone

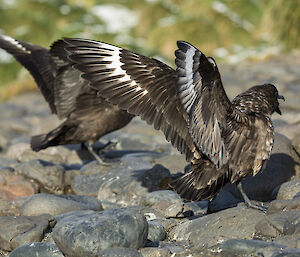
[139,247,171,257]
[169,206,265,247]
[148,221,166,242]
[220,239,285,256]
[0,157,18,168]
[96,165,172,206]
[52,208,148,257]
[0,214,52,251]
[9,242,64,257]
[271,248,300,257]
[73,158,157,197]
[15,159,64,193]
[140,190,183,207]
[183,201,208,216]
[97,247,142,257]
[273,235,300,248]
[273,180,300,200]
[256,210,300,237]
[268,197,300,214]
[20,193,103,216]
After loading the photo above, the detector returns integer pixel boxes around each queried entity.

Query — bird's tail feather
[170,160,231,201]
[30,134,49,151]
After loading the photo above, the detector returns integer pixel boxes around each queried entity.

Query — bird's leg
[85,142,110,166]
[237,182,267,212]
[97,140,118,153]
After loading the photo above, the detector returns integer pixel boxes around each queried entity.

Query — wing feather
[51,38,195,159]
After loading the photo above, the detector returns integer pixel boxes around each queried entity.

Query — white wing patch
[1,35,31,54]
[177,45,198,114]
[86,41,149,96]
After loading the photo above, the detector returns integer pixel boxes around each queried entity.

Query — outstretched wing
[50,38,196,160]
[0,35,56,113]
[175,41,238,169]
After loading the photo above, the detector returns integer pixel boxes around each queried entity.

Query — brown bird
[51,38,284,209]
[0,35,134,164]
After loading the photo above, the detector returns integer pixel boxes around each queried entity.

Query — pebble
[15,159,65,193]
[169,206,266,247]
[9,242,64,257]
[52,208,148,257]
[0,214,53,251]
[20,193,103,216]
[97,247,142,257]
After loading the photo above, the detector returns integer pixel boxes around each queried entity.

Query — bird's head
[233,83,285,116]
[258,83,285,115]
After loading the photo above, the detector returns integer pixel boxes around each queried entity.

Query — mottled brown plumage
[51,38,284,202]
[0,35,134,163]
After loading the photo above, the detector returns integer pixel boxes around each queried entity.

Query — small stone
[0,214,52,251]
[148,221,166,242]
[220,239,286,256]
[0,167,38,200]
[139,247,171,257]
[273,180,300,200]
[9,242,64,257]
[97,247,142,257]
[256,210,300,237]
[169,206,265,247]
[52,208,148,257]
[140,190,183,207]
[273,235,300,248]
[183,201,208,216]
[20,193,103,216]
[268,197,300,214]
[15,159,65,193]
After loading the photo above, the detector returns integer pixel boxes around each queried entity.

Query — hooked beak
[276,95,284,115]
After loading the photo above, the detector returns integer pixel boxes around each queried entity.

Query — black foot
[237,182,267,212]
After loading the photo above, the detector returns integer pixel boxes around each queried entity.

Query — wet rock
[97,247,142,257]
[0,214,52,251]
[15,159,65,193]
[20,193,103,216]
[219,239,286,257]
[273,180,300,200]
[9,242,64,257]
[52,208,148,257]
[148,221,166,242]
[0,167,38,200]
[169,206,265,247]
[256,210,300,238]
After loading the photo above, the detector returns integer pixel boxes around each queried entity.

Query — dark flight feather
[51,38,284,201]
[0,35,134,155]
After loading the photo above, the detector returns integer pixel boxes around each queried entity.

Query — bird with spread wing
[0,35,134,165]
[50,38,285,209]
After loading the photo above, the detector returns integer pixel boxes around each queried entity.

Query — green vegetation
[0,0,298,99]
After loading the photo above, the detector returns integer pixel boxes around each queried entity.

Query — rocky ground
[0,51,300,257]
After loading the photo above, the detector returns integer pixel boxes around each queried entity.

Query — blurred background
[0,0,299,100]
